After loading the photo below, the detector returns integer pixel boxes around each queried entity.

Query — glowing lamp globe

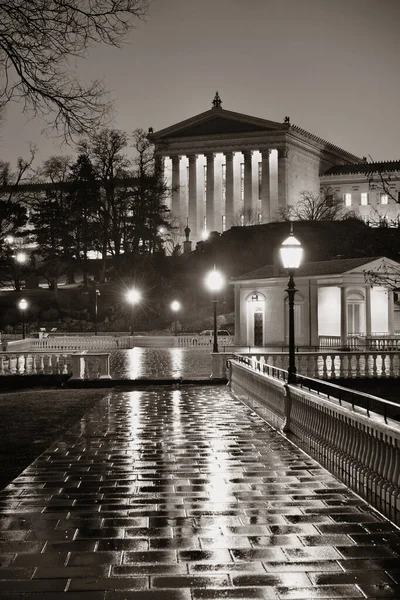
[171,300,181,312]
[126,288,141,305]
[280,233,303,270]
[18,298,28,311]
[205,269,225,293]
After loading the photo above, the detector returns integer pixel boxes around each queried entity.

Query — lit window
[360,192,368,206]
[222,215,226,231]
[258,213,262,223]
[240,163,244,201]
[344,193,352,206]
[240,214,244,226]
[381,194,388,205]
[258,162,262,199]
[204,165,207,199]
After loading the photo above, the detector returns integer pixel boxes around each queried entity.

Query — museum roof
[323,161,400,176]
[232,256,383,282]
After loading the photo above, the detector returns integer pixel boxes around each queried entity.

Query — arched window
[346,290,365,335]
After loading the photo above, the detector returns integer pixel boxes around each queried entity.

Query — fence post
[281,384,292,433]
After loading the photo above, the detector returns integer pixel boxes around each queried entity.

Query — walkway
[0,386,400,598]
[109,348,213,379]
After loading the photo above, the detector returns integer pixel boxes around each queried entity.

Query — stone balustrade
[229,356,400,521]
[0,351,111,379]
[210,350,400,379]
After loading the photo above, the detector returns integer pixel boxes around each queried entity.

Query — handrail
[232,353,400,423]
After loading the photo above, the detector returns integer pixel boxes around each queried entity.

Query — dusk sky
[1,0,400,166]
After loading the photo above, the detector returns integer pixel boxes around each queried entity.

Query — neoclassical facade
[149,93,364,241]
[231,256,399,348]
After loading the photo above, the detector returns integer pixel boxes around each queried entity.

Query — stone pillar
[171,155,181,226]
[205,153,215,232]
[260,150,271,222]
[234,286,241,345]
[340,286,348,347]
[278,146,289,210]
[188,154,198,238]
[388,290,395,335]
[225,151,234,230]
[365,286,372,337]
[243,151,253,217]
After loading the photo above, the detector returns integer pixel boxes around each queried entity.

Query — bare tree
[367,161,400,205]
[278,187,357,221]
[0,0,149,139]
[363,258,400,291]
[233,208,264,227]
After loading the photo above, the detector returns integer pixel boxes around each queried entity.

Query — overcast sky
[1,0,399,166]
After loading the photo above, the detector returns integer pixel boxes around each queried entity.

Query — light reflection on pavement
[109,347,213,379]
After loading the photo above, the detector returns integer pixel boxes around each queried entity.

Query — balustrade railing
[233,350,400,379]
[228,357,400,522]
[0,351,111,379]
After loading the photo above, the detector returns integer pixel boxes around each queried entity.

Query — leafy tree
[30,156,74,295]
[67,154,100,288]
[0,0,149,139]
[0,147,36,289]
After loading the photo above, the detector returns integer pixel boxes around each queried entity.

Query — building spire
[212,91,222,109]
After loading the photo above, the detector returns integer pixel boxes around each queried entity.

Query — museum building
[150,93,400,242]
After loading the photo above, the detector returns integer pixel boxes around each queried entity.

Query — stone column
[260,150,271,222]
[234,286,241,345]
[243,151,253,217]
[365,286,372,337]
[188,154,198,238]
[225,151,234,230]
[171,155,181,227]
[340,286,348,347]
[388,290,395,335]
[278,146,289,210]
[205,153,215,232]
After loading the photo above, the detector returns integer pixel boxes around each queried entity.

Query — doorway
[254,310,263,346]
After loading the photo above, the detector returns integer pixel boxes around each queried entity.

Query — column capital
[224,151,234,161]
[187,153,198,162]
[278,147,288,159]
[243,150,253,159]
[205,152,216,161]
[260,149,271,158]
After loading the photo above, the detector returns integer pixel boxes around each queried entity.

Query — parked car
[199,329,231,337]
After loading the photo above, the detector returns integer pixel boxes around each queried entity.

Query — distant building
[231,256,399,348]
[150,93,400,242]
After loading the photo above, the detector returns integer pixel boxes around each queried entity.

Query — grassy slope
[0,389,107,490]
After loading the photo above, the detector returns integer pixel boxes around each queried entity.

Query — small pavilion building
[231,256,400,348]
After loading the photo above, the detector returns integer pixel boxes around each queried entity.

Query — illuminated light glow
[18,298,28,310]
[205,268,225,292]
[15,252,27,264]
[171,300,181,312]
[158,226,166,235]
[202,230,209,240]
[126,288,141,305]
[5,235,14,244]
[280,232,303,270]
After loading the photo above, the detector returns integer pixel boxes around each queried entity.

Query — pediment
[349,257,400,276]
[150,108,288,140]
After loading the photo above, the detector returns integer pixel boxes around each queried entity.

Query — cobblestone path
[0,386,400,598]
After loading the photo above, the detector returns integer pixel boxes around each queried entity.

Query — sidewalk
[0,385,399,598]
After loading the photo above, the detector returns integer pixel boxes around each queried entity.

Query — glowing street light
[18,298,28,339]
[279,226,304,384]
[205,267,225,353]
[170,300,181,336]
[126,288,142,336]
[15,252,27,264]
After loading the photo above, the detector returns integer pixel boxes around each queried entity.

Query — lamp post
[18,298,28,340]
[205,267,225,353]
[280,227,303,384]
[94,289,100,336]
[170,300,181,336]
[126,288,141,336]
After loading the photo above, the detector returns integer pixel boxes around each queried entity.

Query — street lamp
[18,298,28,340]
[94,289,100,336]
[205,267,225,353]
[170,300,181,336]
[280,227,303,384]
[126,288,141,335]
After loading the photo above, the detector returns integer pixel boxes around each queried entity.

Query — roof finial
[212,91,222,109]
[284,116,290,124]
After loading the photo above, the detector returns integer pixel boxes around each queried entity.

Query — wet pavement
[1,385,400,598]
[109,348,213,379]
